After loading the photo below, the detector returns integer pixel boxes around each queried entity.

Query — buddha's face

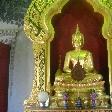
[72,35,84,49]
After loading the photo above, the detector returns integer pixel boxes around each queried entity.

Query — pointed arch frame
[24,0,112,109]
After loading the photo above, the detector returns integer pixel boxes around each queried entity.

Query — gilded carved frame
[24,0,112,107]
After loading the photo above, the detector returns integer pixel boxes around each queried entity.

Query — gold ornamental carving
[24,0,112,111]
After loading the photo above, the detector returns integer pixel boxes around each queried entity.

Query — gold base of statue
[53,82,109,108]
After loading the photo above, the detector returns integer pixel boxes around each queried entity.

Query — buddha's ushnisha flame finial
[75,24,80,34]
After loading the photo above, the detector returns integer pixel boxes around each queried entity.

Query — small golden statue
[53,25,109,108]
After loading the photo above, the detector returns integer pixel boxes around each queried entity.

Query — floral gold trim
[24,0,112,110]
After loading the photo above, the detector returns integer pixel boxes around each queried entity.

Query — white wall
[0,21,18,29]
[8,29,34,112]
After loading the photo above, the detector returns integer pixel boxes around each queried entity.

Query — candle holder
[63,91,69,109]
[75,97,82,109]
[90,89,97,109]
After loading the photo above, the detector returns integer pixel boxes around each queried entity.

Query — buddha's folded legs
[55,72,103,84]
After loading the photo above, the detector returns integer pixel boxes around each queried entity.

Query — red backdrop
[0,43,10,112]
[51,0,109,94]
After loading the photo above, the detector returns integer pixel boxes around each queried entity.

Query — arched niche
[51,0,109,94]
[24,0,112,107]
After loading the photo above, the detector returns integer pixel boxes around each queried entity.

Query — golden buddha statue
[53,25,109,108]
[55,25,102,83]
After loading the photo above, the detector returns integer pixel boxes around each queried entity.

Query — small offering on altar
[75,97,82,109]
[38,91,49,108]
[90,89,97,108]
[63,91,69,109]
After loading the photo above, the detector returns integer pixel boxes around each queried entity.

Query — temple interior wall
[8,28,34,112]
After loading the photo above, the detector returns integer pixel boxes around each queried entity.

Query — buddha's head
[72,25,84,49]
